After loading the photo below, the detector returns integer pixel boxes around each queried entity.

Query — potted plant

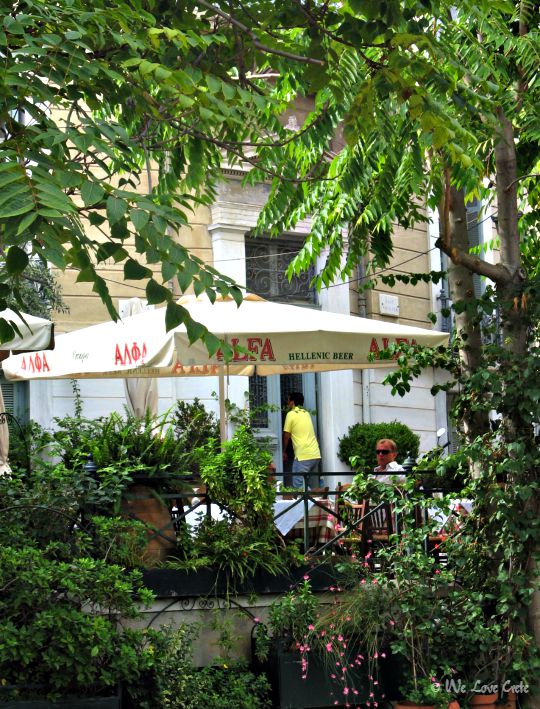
[252,577,391,708]
[48,409,200,564]
[345,478,462,709]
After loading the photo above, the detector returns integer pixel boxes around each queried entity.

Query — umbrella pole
[218,366,227,444]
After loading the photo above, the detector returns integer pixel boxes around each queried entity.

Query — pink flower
[326,643,333,652]
[303,574,310,580]
[343,688,349,695]
[338,635,343,642]
[253,617,260,623]
[380,652,386,658]
[361,579,366,585]
[308,624,315,631]
[389,620,395,626]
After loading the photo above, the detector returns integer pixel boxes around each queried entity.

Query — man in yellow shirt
[283,392,321,489]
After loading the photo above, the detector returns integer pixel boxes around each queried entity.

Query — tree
[178,0,540,696]
[1,0,290,349]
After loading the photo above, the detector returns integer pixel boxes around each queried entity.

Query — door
[249,372,318,477]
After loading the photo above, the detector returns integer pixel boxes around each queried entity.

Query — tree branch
[196,0,325,66]
[435,236,511,286]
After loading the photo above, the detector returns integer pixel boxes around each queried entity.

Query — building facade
[6,169,446,475]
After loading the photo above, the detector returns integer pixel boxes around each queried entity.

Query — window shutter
[0,375,28,422]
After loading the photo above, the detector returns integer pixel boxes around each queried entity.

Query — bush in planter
[0,461,159,702]
[253,578,392,707]
[200,425,275,527]
[130,624,271,709]
[50,410,194,486]
[338,421,420,471]
[172,398,220,474]
[168,516,302,584]
[0,544,157,701]
[413,449,469,493]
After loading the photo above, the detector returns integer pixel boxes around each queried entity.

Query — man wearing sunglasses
[373,439,405,485]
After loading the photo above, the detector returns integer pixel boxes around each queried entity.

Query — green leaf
[88,212,106,226]
[0,319,17,345]
[230,286,243,306]
[81,181,105,207]
[106,196,128,225]
[96,243,128,263]
[130,209,149,231]
[76,268,96,283]
[124,258,152,280]
[16,211,38,235]
[40,245,67,269]
[203,331,221,357]
[146,279,171,304]
[186,318,207,344]
[162,261,177,281]
[165,301,188,331]
[177,260,199,292]
[6,246,29,275]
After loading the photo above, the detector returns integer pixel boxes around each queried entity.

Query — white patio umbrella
[0,308,54,474]
[122,299,158,418]
[2,294,449,440]
[0,308,54,358]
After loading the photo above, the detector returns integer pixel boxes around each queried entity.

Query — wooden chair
[310,486,330,499]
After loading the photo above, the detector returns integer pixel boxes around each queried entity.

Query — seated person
[372,438,405,484]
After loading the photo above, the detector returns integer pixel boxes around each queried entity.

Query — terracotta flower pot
[121,483,176,564]
[502,689,517,708]
[470,693,498,707]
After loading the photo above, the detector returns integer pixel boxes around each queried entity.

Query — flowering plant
[253,579,318,661]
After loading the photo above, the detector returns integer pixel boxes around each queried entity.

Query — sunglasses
[376,449,391,455]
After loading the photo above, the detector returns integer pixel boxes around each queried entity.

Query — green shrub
[0,545,156,700]
[337,421,420,471]
[0,463,157,700]
[200,425,274,526]
[137,624,271,709]
[172,397,220,473]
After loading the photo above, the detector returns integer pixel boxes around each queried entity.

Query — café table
[273,497,338,548]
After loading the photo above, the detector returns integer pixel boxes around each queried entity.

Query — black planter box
[253,642,392,709]
[143,562,347,598]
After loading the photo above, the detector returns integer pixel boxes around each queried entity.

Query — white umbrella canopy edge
[2,293,449,382]
[0,308,54,358]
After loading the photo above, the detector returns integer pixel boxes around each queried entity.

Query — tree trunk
[440,185,490,445]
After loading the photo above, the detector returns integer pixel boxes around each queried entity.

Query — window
[0,375,29,423]
[245,236,316,304]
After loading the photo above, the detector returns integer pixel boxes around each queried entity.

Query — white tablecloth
[273,498,315,535]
